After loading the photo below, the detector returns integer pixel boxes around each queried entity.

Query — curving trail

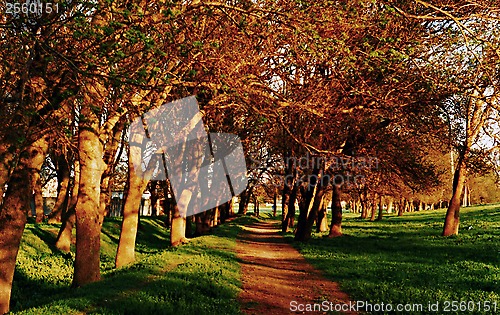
[237,220,357,315]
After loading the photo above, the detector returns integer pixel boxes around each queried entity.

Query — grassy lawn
[11,216,257,315]
[290,204,500,314]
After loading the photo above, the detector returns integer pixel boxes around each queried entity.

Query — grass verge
[289,204,500,314]
[12,216,257,315]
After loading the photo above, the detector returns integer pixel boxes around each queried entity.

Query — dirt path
[237,220,357,315]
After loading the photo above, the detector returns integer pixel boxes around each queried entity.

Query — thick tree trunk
[328,184,343,237]
[442,158,467,236]
[0,136,48,314]
[72,127,107,287]
[171,204,188,246]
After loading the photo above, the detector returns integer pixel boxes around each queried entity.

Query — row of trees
[1,0,499,314]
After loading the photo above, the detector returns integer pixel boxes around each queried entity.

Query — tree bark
[370,193,377,222]
[273,191,277,217]
[55,160,79,252]
[328,184,343,237]
[294,167,321,241]
[283,183,297,232]
[238,189,251,215]
[115,170,147,268]
[170,203,188,246]
[316,201,328,232]
[0,136,48,314]
[72,126,107,287]
[360,190,368,219]
[376,194,383,221]
[32,173,44,223]
[115,134,153,268]
[442,156,467,236]
[48,154,70,223]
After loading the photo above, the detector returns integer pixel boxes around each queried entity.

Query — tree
[393,0,500,235]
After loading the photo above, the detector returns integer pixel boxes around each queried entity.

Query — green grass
[289,204,500,314]
[11,216,258,314]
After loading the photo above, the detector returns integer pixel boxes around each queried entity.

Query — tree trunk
[55,160,79,253]
[185,215,193,237]
[283,183,297,232]
[316,201,328,232]
[212,207,219,227]
[273,191,277,217]
[387,198,393,214]
[171,203,188,246]
[0,136,48,314]
[360,190,368,219]
[328,184,343,237]
[238,189,251,215]
[294,167,321,241]
[32,173,44,223]
[370,193,377,222]
[48,154,70,223]
[398,198,405,216]
[376,194,383,221]
[115,170,147,268]
[72,126,107,287]
[442,157,467,236]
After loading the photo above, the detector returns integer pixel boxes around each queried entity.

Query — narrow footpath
[237,220,357,315]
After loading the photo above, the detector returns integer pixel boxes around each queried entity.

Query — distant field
[290,204,500,314]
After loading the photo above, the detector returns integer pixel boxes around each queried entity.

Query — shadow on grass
[290,205,500,313]
[12,216,254,315]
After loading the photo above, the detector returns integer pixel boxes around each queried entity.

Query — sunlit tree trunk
[442,156,467,236]
[170,203,188,246]
[387,198,393,214]
[115,132,155,268]
[316,199,328,233]
[72,114,107,287]
[0,136,48,314]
